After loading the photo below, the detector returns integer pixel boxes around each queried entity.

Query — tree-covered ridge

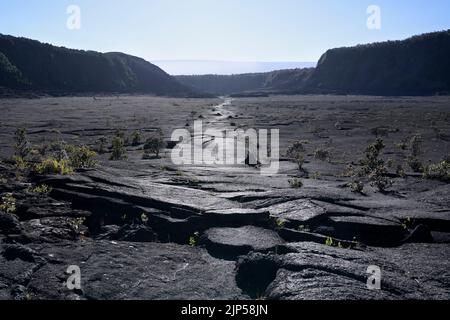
[307,29,450,95]
[178,30,450,96]
[0,34,195,96]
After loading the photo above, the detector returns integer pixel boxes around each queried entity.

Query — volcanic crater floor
[0,95,449,300]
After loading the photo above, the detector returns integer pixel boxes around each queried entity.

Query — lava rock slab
[202,226,284,258]
[20,240,247,300]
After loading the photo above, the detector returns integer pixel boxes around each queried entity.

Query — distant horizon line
[151,59,317,63]
[151,60,317,76]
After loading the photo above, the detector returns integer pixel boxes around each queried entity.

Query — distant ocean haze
[151,60,317,75]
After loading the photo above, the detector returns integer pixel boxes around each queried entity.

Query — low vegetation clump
[175,170,184,176]
[298,224,311,232]
[0,193,16,214]
[293,154,305,171]
[368,164,392,192]
[395,140,408,151]
[288,178,303,189]
[29,184,52,195]
[96,136,107,154]
[401,217,414,231]
[407,156,423,173]
[423,160,450,182]
[310,171,321,180]
[325,237,347,249]
[31,142,97,175]
[36,139,98,170]
[348,180,364,194]
[407,134,424,173]
[110,136,128,160]
[38,140,63,159]
[314,148,331,162]
[189,232,200,247]
[340,164,355,178]
[10,128,97,177]
[13,155,29,171]
[410,134,423,158]
[396,164,406,178]
[66,145,97,169]
[140,213,149,224]
[69,217,86,234]
[275,218,286,230]
[35,158,73,175]
[325,237,334,247]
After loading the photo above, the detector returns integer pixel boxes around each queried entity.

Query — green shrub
[286,141,305,159]
[325,237,334,247]
[275,218,286,230]
[131,130,142,146]
[189,232,200,247]
[110,136,127,160]
[286,140,306,171]
[324,237,345,249]
[423,160,450,182]
[401,217,414,231]
[188,237,197,246]
[35,158,73,175]
[69,217,86,233]
[359,138,385,175]
[357,139,392,192]
[0,193,16,214]
[369,165,392,192]
[340,164,355,177]
[67,145,97,168]
[14,128,30,158]
[144,132,165,158]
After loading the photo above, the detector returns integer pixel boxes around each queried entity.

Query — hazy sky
[1,0,449,63]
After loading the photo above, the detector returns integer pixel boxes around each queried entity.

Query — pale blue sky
[1,0,449,63]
